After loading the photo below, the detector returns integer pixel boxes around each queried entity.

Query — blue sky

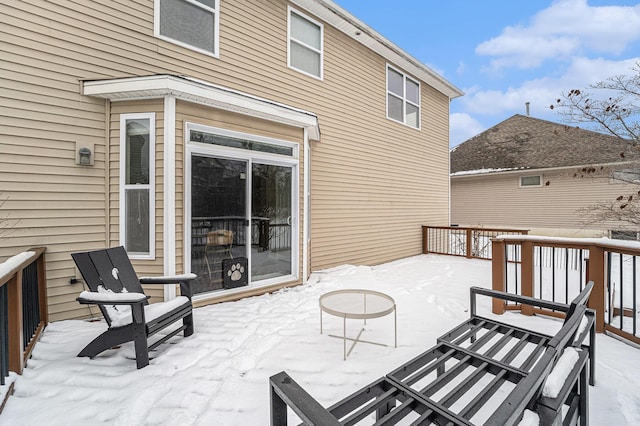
[333,0,640,147]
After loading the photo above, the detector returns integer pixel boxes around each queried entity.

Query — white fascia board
[83,75,321,141]
[291,0,464,99]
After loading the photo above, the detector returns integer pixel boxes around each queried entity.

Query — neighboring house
[451,114,640,238]
[0,1,462,321]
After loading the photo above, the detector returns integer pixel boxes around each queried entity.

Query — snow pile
[518,409,540,426]
[0,251,35,278]
[543,347,580,398]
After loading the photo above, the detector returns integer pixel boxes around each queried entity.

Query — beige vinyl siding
[1,0,452,319]
[451,169,637,235]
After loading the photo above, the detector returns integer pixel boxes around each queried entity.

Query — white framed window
[288,7,323,79]
[120,113,156,259]
[519,175,542,187]
[386,65,420,129]
[154,0,219,58]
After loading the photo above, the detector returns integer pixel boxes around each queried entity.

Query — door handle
[287,216,292,226]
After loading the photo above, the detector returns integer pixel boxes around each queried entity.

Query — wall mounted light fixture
[78,147,92,165]
[75,141,94,166]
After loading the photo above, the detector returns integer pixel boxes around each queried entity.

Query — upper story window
[120,114,155,259]
[155,0,219,57]
[387,65,420,129]
[520,175,542,187]
[288,7,323,79]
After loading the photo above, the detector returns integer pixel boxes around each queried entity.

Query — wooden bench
[270,282,595,425]
[72,246,196,369]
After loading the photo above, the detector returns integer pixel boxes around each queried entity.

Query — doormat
[223,257,248,289]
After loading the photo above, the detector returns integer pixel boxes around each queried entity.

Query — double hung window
[288,8,323,79]
[155,0,219,57]
[120,114,155,259]
[387,65,420,128]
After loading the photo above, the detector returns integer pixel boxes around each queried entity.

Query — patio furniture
[319,289,397,360]
[270,282,595,425]
[204,229,234,283]
[72,246,196,369]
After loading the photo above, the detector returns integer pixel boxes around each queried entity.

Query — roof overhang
[291,0,464,99]
[83,75,321,141]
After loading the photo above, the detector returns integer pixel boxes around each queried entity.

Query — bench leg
[131,305,149,369]
[270,383,288,426]
[184,312,194,337]
[589,321,596,386]
[580,364,589,426]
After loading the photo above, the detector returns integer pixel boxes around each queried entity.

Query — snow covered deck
[1,255,639,425]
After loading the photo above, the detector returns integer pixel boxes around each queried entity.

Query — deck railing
[422,226,528,260]
[492,236,640,344]
[0,248,47,393]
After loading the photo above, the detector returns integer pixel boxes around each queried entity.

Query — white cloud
[459,56,640,119]
[476,0,640,71]
[450,113,485,147]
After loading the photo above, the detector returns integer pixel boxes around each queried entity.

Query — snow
[111,296,191,328]
[78,290,147,303]
[450,166,527,176]
[518,409,540,426]
[0,251,35,279]
[542,347,581,398]
[1,254,639,425]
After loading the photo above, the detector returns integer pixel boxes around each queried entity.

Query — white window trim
[386,64,421,130]
[154,0,220,59]
[519,175,542,188]
[119,113,156,260]
[287,6,324,80]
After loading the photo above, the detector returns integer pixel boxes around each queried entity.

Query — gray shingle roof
[450,114,636,174]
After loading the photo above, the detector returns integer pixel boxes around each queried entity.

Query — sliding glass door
[187,125,298,297]
[190,155,248,294]
[251,163,292,281]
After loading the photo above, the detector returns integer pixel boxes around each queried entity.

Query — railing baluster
[565,248,569,304]
[0,284,7,386]
[620,253,624,331]
[607,251,612,327]
[634,256,637,337]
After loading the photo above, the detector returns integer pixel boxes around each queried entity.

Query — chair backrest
[206,229,233,246]
[563,281,594,324]
[72,246,146,297]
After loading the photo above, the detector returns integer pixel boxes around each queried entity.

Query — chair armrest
[139,273,196,299]
[77,291,149,305]
[471,287,570,316]
[138,273,197,284]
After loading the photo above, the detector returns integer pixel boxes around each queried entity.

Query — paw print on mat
[228,263,245,281]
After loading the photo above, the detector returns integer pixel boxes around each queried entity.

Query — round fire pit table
[319,289,397,360]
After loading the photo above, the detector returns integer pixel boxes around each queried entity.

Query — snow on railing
[492,236,640,345]
[0,247,48,413]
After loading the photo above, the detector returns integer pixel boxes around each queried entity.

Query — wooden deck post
[466,228,472,259]
[587,246,606,333]
[422,226,428,254]
[491,239,506,314]
[7,271,25,374]
[520,241,535,316]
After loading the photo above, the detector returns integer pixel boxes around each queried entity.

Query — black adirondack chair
[72,246,196,368]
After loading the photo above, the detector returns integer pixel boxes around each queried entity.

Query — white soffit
[83,75,321,141]
[292,0,464,99]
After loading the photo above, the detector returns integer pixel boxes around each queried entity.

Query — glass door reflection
[251,163,292,281]
[191,155,247,294]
